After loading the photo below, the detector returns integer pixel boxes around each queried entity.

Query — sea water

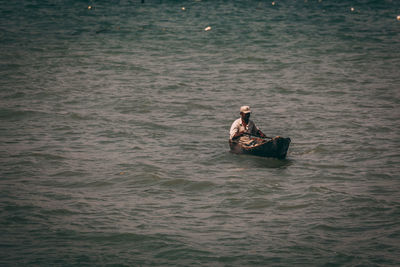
[1,0,400,266]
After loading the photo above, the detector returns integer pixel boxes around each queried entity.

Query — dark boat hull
[229,136,291,159]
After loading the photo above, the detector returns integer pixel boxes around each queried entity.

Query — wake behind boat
[229,135,291,159]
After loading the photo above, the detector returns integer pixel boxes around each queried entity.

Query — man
[229,106,267,141]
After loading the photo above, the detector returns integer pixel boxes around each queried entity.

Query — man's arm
[232,130,246,140]
[230,120,245,140]
[251,122,267,138]
[256,129,267,138]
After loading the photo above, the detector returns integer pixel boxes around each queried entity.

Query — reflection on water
[228,152,293,169]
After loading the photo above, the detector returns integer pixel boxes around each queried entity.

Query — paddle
[242,132,273,139]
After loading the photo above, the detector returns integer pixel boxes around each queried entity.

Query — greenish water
[1,0,400,266]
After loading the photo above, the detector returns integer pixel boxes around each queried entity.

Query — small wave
[29,152,66,161]
[50,170,89,178]
[185,181,216,191]
[68,112,93,121]
[3,92,26,99]
[86,232,180,245]
[69,180,115,189]
[161,178,188,187]
[300,144,329,155]
[0,108,47,120]
[41,208,78,216]
[154,247,212,261]
[245,198,273,210]
[312,223,343,232]
[161,178,216,192]
[277,203,311,211]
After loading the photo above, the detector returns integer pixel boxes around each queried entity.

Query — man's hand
[239,130,247,136]
[233,130,247,139]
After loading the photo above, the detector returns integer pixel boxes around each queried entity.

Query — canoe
[229,136,291,159]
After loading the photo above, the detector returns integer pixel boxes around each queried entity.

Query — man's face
[241,112,251,122]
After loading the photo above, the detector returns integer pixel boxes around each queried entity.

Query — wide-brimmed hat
[240,106,251,114]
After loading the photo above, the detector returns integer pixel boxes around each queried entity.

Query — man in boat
[229,106,267,143]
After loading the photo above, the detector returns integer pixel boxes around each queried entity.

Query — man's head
[240,105,251,122]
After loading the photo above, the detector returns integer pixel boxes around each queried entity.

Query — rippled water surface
[1,0,400,266]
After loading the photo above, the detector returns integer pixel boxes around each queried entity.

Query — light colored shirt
[229,118,260,140]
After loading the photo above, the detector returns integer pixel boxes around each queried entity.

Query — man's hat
[240,106,251,114]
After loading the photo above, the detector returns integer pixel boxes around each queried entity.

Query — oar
[242,132,273,139]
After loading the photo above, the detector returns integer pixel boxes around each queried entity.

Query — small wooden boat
[229,136,291,159]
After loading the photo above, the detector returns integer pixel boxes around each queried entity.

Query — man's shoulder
[232,118,241,125]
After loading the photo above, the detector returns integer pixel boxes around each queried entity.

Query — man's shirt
[229,118,260,140]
